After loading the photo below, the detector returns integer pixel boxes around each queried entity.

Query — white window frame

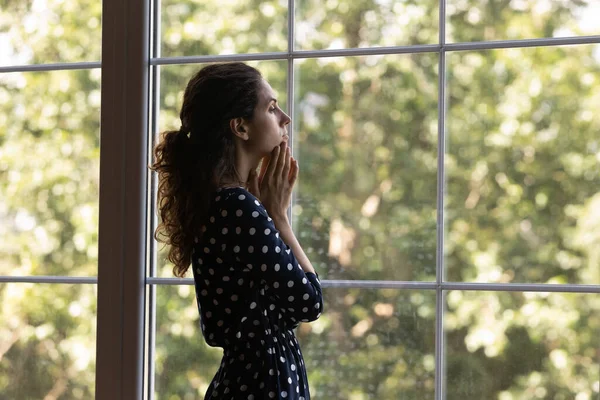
[1,0,599,399]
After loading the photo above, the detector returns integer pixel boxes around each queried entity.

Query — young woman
[152,62,324,400]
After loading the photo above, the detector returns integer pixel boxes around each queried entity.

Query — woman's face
[245,79,291,156]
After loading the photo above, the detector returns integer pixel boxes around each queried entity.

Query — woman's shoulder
[214,186,261,210]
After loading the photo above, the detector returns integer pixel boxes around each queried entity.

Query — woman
[152,62,324,400]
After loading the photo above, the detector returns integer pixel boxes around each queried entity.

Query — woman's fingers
[265,145,280,180]
[275,142,286,175]
[289,158,298,187]
[258,156,270,182]
[283,146,291,178]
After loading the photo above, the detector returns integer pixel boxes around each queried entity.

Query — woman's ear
[230,117,250,141]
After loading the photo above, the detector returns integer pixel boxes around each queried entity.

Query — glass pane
[0,70,101,276]
[293,55,438,281]
[0,0,102,66]
[447,0,600,43]
[154,284,223,397]
[155,61,287,278]
[0,283,97,398]
[303,288,436,399]
[445,44,600,284]
[154,284,436,399]
[445,290,600,399]
[160,0,288,58]
[295,0,439,50]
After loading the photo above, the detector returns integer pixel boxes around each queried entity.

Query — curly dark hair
[151,62,263,277]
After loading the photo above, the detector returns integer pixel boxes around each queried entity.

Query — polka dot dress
[192,187,324,399]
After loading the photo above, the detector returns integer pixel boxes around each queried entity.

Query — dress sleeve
[219,190,323,323]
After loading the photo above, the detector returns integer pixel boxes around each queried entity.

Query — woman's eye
[269,107,276,112]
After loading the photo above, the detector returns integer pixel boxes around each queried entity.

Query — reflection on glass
[0,0,102,66]
[0,283,97,399]
[155,61,287,278]
[0,70,101,276]
[160,0,288,57]
[445,44,600,285]
[295,0,439,50]
[153,285,436,399]
[293,55,438,281]
[445,291,600,399]
[446,0,600,43]
[303,288,436,399]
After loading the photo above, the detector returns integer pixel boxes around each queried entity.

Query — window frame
[1,0,599,399]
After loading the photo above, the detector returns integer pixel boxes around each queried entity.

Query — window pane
[0,0,102,66]
[293,55,438,281]
[154,284,222,397]
[445,44,600,284]
[160,0,288,58]
[295,0,439,50]
[154,284,436,399]
[446,0,600,43]
[303,288,436,399]
[0,283,97,398]
[445,290,600,399]
[155,61,287,278]
[0,70,101,276]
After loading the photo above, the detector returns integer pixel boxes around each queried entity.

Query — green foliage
[1,0,599,399]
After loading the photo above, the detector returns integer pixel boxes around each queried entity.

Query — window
[1,0,599,399]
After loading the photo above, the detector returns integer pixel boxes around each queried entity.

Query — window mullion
[96,0,151,398]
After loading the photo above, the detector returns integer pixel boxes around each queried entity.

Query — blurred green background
[1,0,599,398]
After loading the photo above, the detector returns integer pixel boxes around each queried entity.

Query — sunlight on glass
[0,0,102,66]
[0,70,101,276]
[445,291,600,399]
[161,0,288,57]
[446,0,600,42]
[445,44,600,285]
[295,0,438,50]
[293,54,438,281]
[0,283,97,398]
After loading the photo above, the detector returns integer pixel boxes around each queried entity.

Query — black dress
[191,187,324,400]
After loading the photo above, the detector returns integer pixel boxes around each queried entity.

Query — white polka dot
[287,263,293,270]
[236,209,243,217]
[291,364,296,371]
[208,268,214,275]
[210,238,216,244]
[210,217,215,223]
[254,199,260,206]
[236,227,241,234]
[269,392,275,398]
[238,278,244,285]
[204,247,210,253]
[262,245,268,253]
[273,282,279,288]
[269,304,275,310]
[222,228,228,234]
[315,303,320,309]
[201,290,208,296]
[249,227,256,235]
[275,246,281,253]
[216,258,223,264]
[223,276,230,281]
[264,228,271,235]
[234,246,240,253]
[231,295,238,301]
[302,307,308,312]
[250,302,257,309]
[216,288,223,294]
[281,391,288,398]
[274,264,280,271]
[288,296,294,302]
[248,246,254,253]
[217,320,223,326]
[221,210,227,217]
[240,385,247,391]
[236,331,241,338]
[238,194,246,200]
[303,293,309,300]
[215,196,221,201]
[288,281,294,287]
[205,311,212,318]
[269,369,274,375]
[252,211,259,217]
[288,377,292,384]
[280,356,285,363]
[248,395,254,400]
[302,277,307,284]
[261,264,267,271]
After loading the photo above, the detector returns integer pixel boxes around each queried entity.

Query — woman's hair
[151,62,263,277]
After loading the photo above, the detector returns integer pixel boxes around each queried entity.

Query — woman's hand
[248,142,298,222]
